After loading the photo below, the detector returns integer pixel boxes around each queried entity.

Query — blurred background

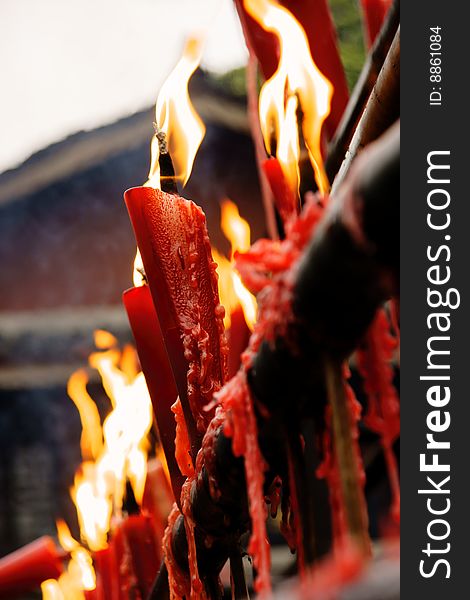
[0,0,364,571]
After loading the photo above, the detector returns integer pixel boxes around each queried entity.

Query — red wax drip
[181,479,206,599]
[286,445,306,579]
[217,373,271,596]
[266,476,282,519]
[357,308,400,522]
[214,195,325,593]
[299,541,364,598]
[280,493,296,552]
[172,398,195,478]
[317,406,348,547]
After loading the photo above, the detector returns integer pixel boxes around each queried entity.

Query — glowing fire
[146,36,206,189]
[42,332,154,599]
[68,331,153,552]
[133,249,146,287]
[213,199,257,330]
[41,521,96,600]
[133,36,206,285]
[244,0,333,195]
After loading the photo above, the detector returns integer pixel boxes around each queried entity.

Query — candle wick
[153,123,169,155]
[137,266,148,284]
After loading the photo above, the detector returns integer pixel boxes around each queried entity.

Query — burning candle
[240,0,334,197]
[0,536,63,598]
[236,0,347,140]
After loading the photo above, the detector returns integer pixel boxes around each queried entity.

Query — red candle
[360,0,392,47]
[0,536,63,598]
[142,458,173,544]
[227,306,251,378]
[113,516,160,600]
[235,0,349,140]
[262,157,298,225]
[124,186,228,451]
[91,545,118,600]
[123,284,185,503]
[234,0,279,79]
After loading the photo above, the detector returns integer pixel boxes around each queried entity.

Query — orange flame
[213,200,257,330]
[134,37,206,285]
[67,334,153,552]
[133,249,146,287]
[41,521,96,599]
[67,370,103,461]
[146,36,206,189]
[244,0,333,195]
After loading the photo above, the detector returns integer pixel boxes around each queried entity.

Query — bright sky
[0,0,248,174]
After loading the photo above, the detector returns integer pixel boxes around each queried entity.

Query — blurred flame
[146,36,206,188]
[57,519,79,553]
[67,370,103,461]
[244,0,333,194]
[41,521,96,599]
[94,330,117,350]
[213,200,257,331]
[43,334,156,599]
[41,580,65,600]
[68,335,153,552]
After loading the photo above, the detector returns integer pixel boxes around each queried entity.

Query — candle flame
[134,37,206,286]
[244,0,333,194]
[213,200,257,331]
[67,370,103,461]
[67,333,153,552]
[41,580,65,600]
[146,36,206,189]
[41,521,96,600]
[133,249,146,287]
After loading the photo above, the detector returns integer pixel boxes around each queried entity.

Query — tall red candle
[90,545,118,600]
[141,458,173,545]
[0,536,63,598]
[124,186,228,453]
[113,516,160,600]
[123,284,185,503]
